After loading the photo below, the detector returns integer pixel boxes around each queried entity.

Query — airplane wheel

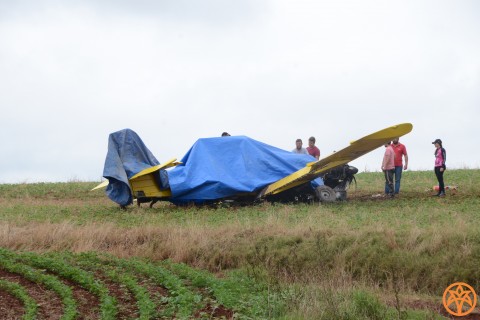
[315,186,336,203]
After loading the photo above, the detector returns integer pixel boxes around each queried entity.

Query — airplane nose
[347,166,359,175]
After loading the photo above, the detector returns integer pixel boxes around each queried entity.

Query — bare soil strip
[92,270,139,319]
[0,269,63,320]
[0,287,24,320]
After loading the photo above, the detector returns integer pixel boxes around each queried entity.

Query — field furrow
[2,172,479,319]
[0,277,37,320]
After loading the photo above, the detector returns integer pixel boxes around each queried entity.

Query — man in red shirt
[307,136,320,160]
[389,137,408,194]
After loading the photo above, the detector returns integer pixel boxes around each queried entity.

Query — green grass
[280,285,444,320]
[61,252,157,320]
[0,182,104,200]
[1,169,478,229]
[0,248,78,320]
[1,169,480,318]
[0,249,280,319]
[159,259,284,319]
[0,278,38,320]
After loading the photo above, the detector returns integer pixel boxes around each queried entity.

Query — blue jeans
[385,166,402,194]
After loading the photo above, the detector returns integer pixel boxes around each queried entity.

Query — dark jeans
[435,167,445,193]
[385,166,403,194]
[384,169,395,196]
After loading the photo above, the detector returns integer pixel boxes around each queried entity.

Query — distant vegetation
[1,169,479,319]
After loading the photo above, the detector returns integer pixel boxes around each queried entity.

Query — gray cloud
[1,0,479,183]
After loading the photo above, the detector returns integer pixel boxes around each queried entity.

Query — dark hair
[221,132,230,137]
[432,138,442,147]
[308,136,315,143]
[296,139,302,143]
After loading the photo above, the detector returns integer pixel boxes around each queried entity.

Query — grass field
[1,169,479,319]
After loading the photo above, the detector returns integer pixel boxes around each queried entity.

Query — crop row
[0,248,279,319]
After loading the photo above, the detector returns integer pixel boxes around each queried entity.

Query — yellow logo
[442,282,477,316]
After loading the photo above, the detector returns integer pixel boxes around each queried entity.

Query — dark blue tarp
[103,129,159,206]
[102,129,323,206]
[167,136,323,203]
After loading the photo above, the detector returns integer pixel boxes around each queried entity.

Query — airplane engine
[322,164,358,201]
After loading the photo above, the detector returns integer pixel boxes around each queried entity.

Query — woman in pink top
[432,138,447,197]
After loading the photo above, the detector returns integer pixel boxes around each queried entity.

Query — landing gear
[315,185,336,203]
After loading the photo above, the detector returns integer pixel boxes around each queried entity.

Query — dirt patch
[0,288,24,320]
[194,303,235,319]
[140,277,169,316]
[59,277,100,319]
[92,270,139,319]
[0,268,64,320]
[439,309,480,319]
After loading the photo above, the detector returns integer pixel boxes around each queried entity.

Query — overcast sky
[1,0,479,183]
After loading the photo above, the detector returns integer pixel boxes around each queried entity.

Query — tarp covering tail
[102,129,159,206]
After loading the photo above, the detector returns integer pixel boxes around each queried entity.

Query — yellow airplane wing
[260,123,413,197]
[130,158,180,180]
[90,158,181,191]
[91,180,109,191]
[129,158,181,199]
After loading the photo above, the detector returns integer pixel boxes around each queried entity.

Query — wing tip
[91,180,109,191]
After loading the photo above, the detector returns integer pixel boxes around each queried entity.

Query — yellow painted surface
[262,123,413,196]
[91,180,109,191]
[91,158,180,198]
[130,173,172,198]
[129,158,179,199]
[130,158,180,180]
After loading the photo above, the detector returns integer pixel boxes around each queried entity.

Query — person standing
[389,137,409,195]
[292,139,308,154]
[432,138,446,197]
[307,136,320,160]
[382,141,395,198]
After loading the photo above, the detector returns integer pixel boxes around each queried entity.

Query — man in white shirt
[292,139,308,154]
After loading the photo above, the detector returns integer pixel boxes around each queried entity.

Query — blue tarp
[167,135,322,203]
[102,129,323,206]
[103,129,159,206]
